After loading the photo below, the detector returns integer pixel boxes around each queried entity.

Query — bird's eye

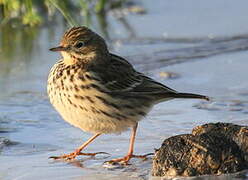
[75,42,84,48]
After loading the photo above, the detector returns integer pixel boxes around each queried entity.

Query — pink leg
[105,123,153,165]
[50,133,107,160]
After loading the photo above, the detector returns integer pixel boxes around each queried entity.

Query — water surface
[1,0,248,179]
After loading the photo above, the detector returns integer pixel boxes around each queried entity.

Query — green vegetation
[0,0,130,61]
[0,0,127,26]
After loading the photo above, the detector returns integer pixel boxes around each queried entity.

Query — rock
[152,123,248,177]
[0,137,17,150]
[192,123,248,162]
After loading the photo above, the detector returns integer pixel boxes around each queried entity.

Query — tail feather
[174,92,209,101]
[163,92,210,101]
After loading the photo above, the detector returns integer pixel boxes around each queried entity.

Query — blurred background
[1,0,248,179]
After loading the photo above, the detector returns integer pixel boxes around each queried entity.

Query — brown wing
[94,53,178,95]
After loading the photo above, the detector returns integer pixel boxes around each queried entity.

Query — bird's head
[50,26,109,65]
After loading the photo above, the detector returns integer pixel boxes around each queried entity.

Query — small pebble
[159,72,180,79]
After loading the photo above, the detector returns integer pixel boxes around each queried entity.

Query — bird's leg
[50,133,107,160]
[105,123,153,165]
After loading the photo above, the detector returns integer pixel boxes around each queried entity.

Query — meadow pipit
[47,26,209,165]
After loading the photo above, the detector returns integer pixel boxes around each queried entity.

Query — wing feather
[92,53,177,95]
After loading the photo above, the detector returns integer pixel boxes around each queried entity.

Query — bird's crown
[50,26,109,65]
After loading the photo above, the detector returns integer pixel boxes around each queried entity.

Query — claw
[132,152,154,159]
[104,152,154,165]
[49,151,109,161]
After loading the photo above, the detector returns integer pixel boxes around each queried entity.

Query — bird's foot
[50,151,109,161]
[104,153,154,165]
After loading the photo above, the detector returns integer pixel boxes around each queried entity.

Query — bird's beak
[49,46,68,52]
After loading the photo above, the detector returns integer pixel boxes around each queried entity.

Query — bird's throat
[61,51,103,66]
[61,52,76,65]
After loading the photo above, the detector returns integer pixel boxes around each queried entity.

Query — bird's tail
[171,92,210,101]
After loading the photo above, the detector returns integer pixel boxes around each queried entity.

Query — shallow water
[1,0,248,179]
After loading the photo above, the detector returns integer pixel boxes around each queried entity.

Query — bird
[47,26,209,165]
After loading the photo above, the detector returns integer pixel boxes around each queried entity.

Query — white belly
[47,68,152,134]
